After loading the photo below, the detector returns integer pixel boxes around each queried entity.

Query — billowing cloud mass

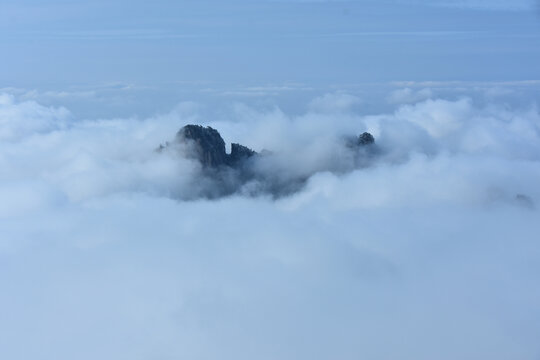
[1,90,540,359]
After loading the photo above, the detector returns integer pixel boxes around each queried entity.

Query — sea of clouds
[1,90,540,359]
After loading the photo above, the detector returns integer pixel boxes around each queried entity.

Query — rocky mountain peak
[175,125,256,168]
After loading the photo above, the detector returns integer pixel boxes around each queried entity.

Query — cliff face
[176,125,229,168]
[176,125,256,168]
[162,124,376,199]
[229,143,257,166]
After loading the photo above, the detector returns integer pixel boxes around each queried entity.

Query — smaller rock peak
[344,131,375,149]
[358,132,375,146]
[229,143,257,165]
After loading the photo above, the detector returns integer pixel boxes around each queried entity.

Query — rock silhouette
[358,132,375,145]
[176,125,257,168]
[160,124,376,199]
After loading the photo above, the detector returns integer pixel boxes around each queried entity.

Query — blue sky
[2,0,540,87]
[2,0,540,118]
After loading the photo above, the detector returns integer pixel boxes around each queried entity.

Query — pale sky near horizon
[2,0,540,88]
[2,0,540,118]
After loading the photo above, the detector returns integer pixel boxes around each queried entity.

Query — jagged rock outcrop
[345,132,375,149]
[160,124,375,199]
[176,125,230,168]
[229,143,257,166]
[176,125,257,168]
[358,132,375,146]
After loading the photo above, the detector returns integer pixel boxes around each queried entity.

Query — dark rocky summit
[160,124,375,199]
[229,143,257,166]
[345,132,375,148]
[176,125,229,167]
[176,125,257,168]
[358,132,375,146]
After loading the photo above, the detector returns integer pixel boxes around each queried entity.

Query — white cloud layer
[387,88,433,104]
[1,91,540,359]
